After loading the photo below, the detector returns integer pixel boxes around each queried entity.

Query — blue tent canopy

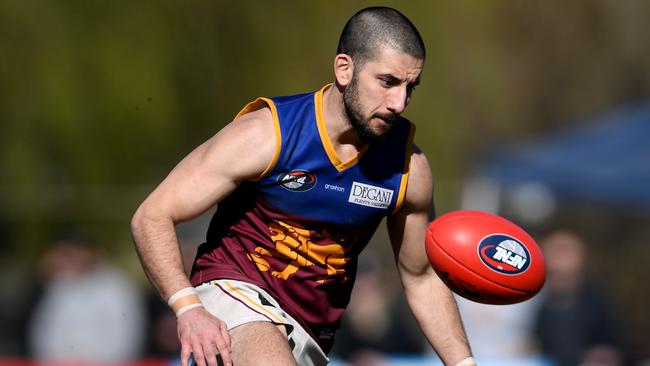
[477,103,650,211]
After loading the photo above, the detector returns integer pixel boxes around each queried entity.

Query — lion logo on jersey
[247,220,349,283]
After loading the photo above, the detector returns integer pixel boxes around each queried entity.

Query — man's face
[343,46,423,144]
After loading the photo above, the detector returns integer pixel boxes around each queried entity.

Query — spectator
[27,235,146,362]
[534,230,624,366]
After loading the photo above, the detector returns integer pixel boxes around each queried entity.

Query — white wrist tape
[167,287,197,307]
[454,357,476,366]
[167,287,203,316]
[176,303,204,317]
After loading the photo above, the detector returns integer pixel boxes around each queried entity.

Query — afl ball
[425,210,545,305]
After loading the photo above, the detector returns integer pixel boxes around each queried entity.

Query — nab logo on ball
[478,234,531,275]
[277,170,316,192]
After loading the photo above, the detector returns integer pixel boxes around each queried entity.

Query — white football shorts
[195,279,329,366]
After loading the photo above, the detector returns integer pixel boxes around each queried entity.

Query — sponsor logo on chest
[348,181,393,209]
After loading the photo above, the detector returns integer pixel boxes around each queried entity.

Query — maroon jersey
[190,86,414,353]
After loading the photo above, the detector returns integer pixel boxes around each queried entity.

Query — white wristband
[176,303,204,317]
[454,357,476,366]
[167,287,197,306]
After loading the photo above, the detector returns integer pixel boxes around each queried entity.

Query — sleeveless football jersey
[190,84,415,353]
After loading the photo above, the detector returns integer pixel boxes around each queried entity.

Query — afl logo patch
[478,234,531,275]
[277,170,317,192]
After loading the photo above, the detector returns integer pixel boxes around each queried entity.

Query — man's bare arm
[130,108,276,366]
[387,148,474,366]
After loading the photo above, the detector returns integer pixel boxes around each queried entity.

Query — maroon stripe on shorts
[212,281,277,323]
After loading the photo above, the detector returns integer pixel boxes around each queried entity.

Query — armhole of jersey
[392,122,416,214]
[235,97,282,181]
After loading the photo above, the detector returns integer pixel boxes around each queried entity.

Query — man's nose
[386,86,408,114]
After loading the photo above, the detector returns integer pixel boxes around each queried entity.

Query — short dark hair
[337,7,425,67]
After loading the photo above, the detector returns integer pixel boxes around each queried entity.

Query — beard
[343,74,398,145]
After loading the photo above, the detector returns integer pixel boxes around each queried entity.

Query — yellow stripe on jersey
[392,122,416,214]
[314,84,368,172]
[234,97,282,181]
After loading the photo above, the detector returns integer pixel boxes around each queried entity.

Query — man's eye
[379,76,401,87]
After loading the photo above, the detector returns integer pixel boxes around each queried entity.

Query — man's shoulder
[234,105,273,125]
[395,144,433,214]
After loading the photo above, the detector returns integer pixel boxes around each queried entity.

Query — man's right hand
[178,307,232,366]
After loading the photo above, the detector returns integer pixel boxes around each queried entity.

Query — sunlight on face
[343,47,423,143]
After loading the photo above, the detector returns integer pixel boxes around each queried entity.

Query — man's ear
[334,54,354,87]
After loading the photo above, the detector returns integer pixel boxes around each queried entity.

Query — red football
[425,210,545,305]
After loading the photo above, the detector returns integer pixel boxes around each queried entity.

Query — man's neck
[322,83,364,151]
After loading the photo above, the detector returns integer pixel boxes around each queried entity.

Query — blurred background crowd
[1,1,649,365]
